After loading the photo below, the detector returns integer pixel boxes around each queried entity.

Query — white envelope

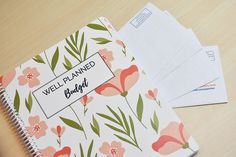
[157,48,218,103]
[169,46,228,107]
[119,2,193,79]
[155,11,202,81]
[155,30,202,81]
[118,2,218,104]
[146,8,227,106]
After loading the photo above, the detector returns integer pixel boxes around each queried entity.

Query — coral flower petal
[152,122,190,155]
[95,83,122,96]
[120,65,139,92]
[54,146,71,157]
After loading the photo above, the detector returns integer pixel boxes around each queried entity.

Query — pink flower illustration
[145,88,157,100]
[17,67,40,88]
[51,125,65,137]
[96,65,146,128]
[152,122,192,155]
[40,146,71,157]
[116,40,126,56]
[95,65,139,97]
[116,40,125,48]
[80,95,93,116]
[54,146,71,157]
[99,141,125,157]
[40,146,56,157]
[145,88,161,107]
[26,115,48,139]
[51,125,65,148]
[0,70,16,88]
[99,48,114,68]
[80,95,93,106]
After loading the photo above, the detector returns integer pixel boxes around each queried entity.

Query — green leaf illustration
[83,43,88,60]
[70,34,76,46]
[107,106,123,126]
[150,111,159,134]
[60,116,83,131]
[96,113,119,125]
[79,144,84,157]
[90,116,100,137]
[66,38,79,55]
[25,92,33,113]
[87,140,94,157]
[87,23,108,31]
[114,134,136,147]
[118,108,130,135]
[91,37,112,44]
[105,123,126,135]
[65,31,88,62]
[65,46,80,62]
[97,106,142,151]
[75,31,79,44]
[32,55,45,64]
[63,56,73,70]
[79,140,95,157]
[14,90,20,113]
[79,32,84,54]
[136,94,144,121]
[51,47,59,72]
[129,115,137,142]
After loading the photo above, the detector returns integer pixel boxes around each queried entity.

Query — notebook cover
[0,17,198,157]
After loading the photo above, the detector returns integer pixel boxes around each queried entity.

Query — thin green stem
[116,119,141,150]
[116,128,142,151]
[75,46,82,62]
[126,134,142,151]
[73,42,82,62]
[69,105,87,140]
[154,99,161,108]
[128,133,142,151]
[79,55,82,62]
[118,119,135,143]
[136,144,143,152]
[83,106,86,116]
[124,96,147,129]
[122,47,127,56]
[58,136,61,148]
[98,18,112,37]
[44,51,57,78]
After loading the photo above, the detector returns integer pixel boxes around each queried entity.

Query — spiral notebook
[0,17,199,157]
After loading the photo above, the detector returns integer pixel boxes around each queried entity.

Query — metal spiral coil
[0,84,41,157]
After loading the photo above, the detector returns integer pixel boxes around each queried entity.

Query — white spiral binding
[0,84,41,157]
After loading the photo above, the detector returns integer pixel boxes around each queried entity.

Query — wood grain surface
[0,0,236,156]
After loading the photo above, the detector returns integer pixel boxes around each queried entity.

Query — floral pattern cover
[0,17,199,157]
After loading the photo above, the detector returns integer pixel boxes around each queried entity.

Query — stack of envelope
[118,3,227,108]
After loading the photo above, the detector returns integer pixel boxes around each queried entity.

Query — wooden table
[0,0,235,156]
